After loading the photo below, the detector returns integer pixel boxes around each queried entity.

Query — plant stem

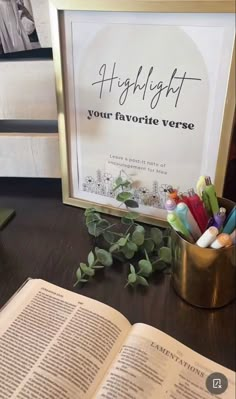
[125,221,134,236]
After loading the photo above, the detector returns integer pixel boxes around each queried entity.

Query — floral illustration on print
[82,170,172,209]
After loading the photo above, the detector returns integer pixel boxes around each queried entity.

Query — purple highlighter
[213,207,226,230]
[165,198,177,213]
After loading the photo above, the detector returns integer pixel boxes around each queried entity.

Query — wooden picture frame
[49,0,235,227]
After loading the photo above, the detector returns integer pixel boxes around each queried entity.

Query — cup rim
[171,228,235,252]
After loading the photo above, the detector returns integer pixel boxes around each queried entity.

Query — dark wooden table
[0,178,235,371]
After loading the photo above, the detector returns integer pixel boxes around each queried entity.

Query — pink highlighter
[187,189,209,233]
[178,192,191,207]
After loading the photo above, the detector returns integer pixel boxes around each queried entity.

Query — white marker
[196,227,218,248]
[210,233,233,249]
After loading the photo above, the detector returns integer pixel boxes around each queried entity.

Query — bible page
[0,279,131,399]
[94,323,235,399]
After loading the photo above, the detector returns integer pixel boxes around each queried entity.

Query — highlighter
[178,192,191,207]
[213,207,226,231]
[176,202,201,241]
[165,198,177,213]
[201,191,212,216]
[187,189,209,233]
[210,233,232,249]
[222,206,236,234]
[204,176,220,215]
[167,213,194,243]
[196,175,206,198]
[196,227,218,248]
[196,176,211,216]
[167,186,180,204]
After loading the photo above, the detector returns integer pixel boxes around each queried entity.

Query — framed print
[49,0,235,226]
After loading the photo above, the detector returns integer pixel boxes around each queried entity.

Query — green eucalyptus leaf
[80,262,88,273]
[136,275,149,286]
[130,264,136,274]
[97,219,110,229]
[109,243,120,253]
[128,273,137,284]
[96,228,105,237]
[121,217,133,225]
[124,211,139,220]
[121,246,135,260]
[142,239,155,253]
[96,249,113,267]
[127,241,138,252]
[159,247,172,264]
[87,223,97,236]
[138,259,152,275]
[117,234,130,247]
[150,228,163,246]
[135,225,145,233]
[86,213,101,225]
[84,268,95,277]
[84,208,97,216]
[132,229,145,246]
[87,251,95,267]
[87,223,98,237]
[103,231,115,244]
[118,237,128,247]
[152,259,167,271]
[116,192,132,202]
[124,200,139,208]
[76,267,82,281]
[80,279,89,283]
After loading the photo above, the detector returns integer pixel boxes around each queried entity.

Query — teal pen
[167,213,194,243]
[204,177,219,215]
[176,202,201,241]
[223,206,236,234]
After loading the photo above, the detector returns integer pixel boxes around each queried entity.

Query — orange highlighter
[187,189,209,233]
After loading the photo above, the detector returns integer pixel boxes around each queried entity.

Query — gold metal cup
[171,198,236,308]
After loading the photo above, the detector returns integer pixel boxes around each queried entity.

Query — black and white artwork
[0,0,40,54]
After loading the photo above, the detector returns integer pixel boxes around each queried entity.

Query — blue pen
[223,206,236,234]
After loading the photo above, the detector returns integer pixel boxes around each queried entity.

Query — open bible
[0,279,234,399]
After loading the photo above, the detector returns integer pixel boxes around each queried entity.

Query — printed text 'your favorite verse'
[87,110,195,130]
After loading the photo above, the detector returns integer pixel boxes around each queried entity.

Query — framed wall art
[49,0,235,226]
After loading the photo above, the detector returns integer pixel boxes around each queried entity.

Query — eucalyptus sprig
[74,248,113,286]
[74,174,172,288]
